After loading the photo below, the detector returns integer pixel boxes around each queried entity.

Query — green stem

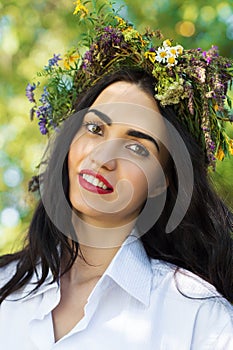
[91,0,97,12]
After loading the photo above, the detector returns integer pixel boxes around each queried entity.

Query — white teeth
[82,173,109,189]
[93,178,99,186]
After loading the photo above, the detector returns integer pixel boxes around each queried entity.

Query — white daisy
[167,55,178,67]
[155,47,169,63]
[174,44,184,56]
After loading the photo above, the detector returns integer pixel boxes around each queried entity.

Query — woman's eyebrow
[87,109,159,151]
[88,109,112,125]
[127,129,160,152]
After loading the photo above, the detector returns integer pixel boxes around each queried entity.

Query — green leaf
[227,96,232,109]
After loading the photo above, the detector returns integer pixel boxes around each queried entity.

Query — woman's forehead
[92,81,160,111]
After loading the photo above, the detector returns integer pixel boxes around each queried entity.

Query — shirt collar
[103,229,153,307]
[12,228,152,306]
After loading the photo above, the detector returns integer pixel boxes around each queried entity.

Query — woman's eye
[126,143,149,157]
[83,122,103,135]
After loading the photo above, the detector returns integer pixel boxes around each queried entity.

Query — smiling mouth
[79,170,114,194]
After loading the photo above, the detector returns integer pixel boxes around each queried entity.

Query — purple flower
[83,50,93,62]
[36,86,52,121]
[100,27,123,51]
[26,83,36,103]
[202,126,209,132]
[36,104,51,118]
[202,45,219,65]
[209,45,219,54]
[202,51,211,64]
[104,26,112,32]
[81,47,95,70]
[195,67,206,83]
[35,99,52,135]
[38,117,48,135]
[209,140,215,151]
[39,86,49,104]
[44,54,61,70]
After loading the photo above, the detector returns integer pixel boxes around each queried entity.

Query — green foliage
[0,0,233,253]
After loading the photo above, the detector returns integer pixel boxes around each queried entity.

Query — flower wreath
[26,0,233,171]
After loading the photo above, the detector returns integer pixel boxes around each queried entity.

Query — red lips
[79,169,114,194]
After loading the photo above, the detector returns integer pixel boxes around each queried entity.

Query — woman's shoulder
[150,258,233,310]
[150,258,233,345]
[0,260,18,287]
[0,259,57,305]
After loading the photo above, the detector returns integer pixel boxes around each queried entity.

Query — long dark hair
[1,68,233,303]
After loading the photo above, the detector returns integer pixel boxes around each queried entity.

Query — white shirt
[0,236,232,350]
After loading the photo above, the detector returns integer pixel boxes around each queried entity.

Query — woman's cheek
[126,164,148,194]
[69,137,94,165]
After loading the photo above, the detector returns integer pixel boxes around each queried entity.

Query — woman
[1,67,233,349]
[1,4,233,349]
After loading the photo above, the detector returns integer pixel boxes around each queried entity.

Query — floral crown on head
[26,0,233,168]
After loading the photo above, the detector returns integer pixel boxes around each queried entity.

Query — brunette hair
[0,68,233,303]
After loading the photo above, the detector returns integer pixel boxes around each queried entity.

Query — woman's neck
[71,212,136,248]
[65,244,120,284]
[63,217,136,284]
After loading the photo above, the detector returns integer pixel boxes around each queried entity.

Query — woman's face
[68,81,169,227]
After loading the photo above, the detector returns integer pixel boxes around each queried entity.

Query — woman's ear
[148,175,169,198]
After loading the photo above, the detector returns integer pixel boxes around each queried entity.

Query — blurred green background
[0,0,233,254]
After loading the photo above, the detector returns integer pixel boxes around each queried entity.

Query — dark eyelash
[126,143,150,157]
[83,120,104,136]
[83,120,103,127]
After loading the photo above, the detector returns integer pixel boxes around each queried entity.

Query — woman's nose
[89,139,119,171]
[99,158,117,171]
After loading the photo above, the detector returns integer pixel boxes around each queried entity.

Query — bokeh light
[200,6,216,23]
[176,21,195,37]
[226,15,233,40]
[0,207,20,228]
[3,166,23,187]
[182,4,198,21]
[217,2,233,22]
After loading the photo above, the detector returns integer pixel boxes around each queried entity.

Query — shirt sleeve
[191,298,233,350]
[214,322,233,349]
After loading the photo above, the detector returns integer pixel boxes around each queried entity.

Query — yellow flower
[227,139,233,155]
[144,51,156,63]
[115,16,126,26]
[168,47,177,55]
[122,28,139,41]
[167,55,177,67]
[73,0,88,18]
[215,146,225,161]
[163,39,172,47]
[166,45,183,59]
[214,104,219,111]
[63,50,80,69]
